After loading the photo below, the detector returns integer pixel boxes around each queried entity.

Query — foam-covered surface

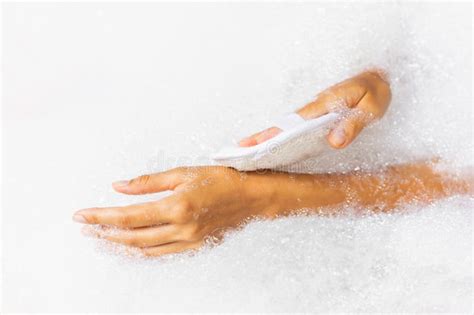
[2,2,472,312]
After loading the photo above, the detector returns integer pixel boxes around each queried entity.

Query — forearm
[340,162,471,211]
[248,161,472,217]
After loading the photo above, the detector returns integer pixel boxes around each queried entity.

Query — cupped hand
[239,70,391,149]
[73,166,280,257]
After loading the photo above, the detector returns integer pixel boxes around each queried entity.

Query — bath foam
[212,112,339,171]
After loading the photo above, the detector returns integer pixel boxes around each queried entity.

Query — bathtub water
[2,2,472,313]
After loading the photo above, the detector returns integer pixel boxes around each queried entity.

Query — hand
[239,70,391,149]
[73,166,311,257]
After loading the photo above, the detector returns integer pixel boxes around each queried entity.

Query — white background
[2,2,472,312]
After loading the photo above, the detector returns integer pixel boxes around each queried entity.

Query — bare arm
[73,161,472,257]
[250,161,471,217]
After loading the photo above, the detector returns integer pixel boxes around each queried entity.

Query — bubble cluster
[78,197,472,312]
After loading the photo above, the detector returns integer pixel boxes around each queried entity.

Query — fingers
[326,114,365,149]
[84,224,182,248]
[141,241,203,257]
[112,168,188,195]
[83,225,203,257]
[73,195,180,228]
[326,92,379,149]
[297,82,363,119]
[238,88,347,147]
[239,127,281,147]
[238,88,345,148]
[296,97,330,119]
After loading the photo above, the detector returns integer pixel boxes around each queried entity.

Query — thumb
[239,127,281,147]
[112,168,186,195]
[327,112,366,149]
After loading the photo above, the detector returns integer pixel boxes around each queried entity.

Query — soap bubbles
[2,2,472,313]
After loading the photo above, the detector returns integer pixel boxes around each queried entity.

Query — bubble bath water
[2,2,472,312]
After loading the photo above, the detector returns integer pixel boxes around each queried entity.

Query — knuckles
[181,223,201,241]
[172,198,193,223]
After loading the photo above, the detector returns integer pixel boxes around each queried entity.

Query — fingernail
[113,180,129,187]
[73,213,88,223]
[331,129,346,147]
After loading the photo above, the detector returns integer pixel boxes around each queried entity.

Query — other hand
[239,70,391,149]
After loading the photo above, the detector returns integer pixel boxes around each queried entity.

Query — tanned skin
[73,71,472,257]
